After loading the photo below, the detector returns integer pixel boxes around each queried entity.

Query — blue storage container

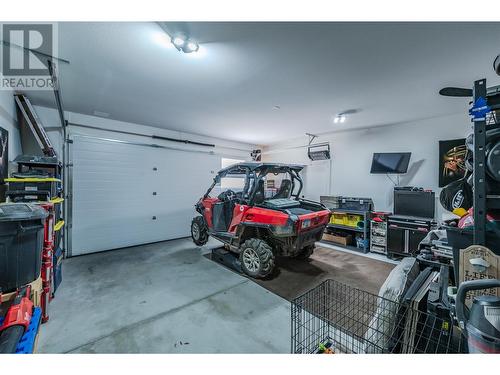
[52,246,63,295]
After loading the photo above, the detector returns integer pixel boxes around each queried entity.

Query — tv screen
[370,152,411,174]
[394,190,435,218]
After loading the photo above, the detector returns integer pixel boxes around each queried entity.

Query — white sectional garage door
[70,135,219,256]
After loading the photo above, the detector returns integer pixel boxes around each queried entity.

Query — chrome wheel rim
[243,248,260,272]
[192,223,200,240]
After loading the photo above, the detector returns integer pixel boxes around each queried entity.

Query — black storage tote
[0,203,48,292]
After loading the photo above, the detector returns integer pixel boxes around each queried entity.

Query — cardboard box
[322,232,352,246]
[1,276,42,307]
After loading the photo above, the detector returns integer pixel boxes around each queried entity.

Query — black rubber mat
[206,246,396,301]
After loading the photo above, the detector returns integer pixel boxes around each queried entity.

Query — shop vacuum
[456,279,500,353]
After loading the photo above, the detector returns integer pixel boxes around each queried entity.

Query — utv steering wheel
[219,190,236,201]
[225,190,236,201]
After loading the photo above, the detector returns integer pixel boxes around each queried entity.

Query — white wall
[33,105,257,162]
[263,113,471,219]
[0,90,22,165]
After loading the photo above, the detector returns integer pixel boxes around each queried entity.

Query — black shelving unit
[470,78,500,247]
[472,79,488,245]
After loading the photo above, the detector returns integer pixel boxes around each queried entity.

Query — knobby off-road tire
[191,216,209,246]
[239,238,275,279]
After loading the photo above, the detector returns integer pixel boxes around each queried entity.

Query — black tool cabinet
[387,215,433,258]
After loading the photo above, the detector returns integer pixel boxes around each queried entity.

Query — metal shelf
[327,207,371,252]
[328,223,364,233]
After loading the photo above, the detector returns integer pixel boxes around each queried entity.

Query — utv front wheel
[191,216,208,246]
[239,239,275,279]
[295,245,315,260]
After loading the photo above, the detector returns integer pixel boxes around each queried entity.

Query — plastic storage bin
[320,196,340,209]
[13,155,61,180]
[346,214,363,227]
[53,219,64,251]
[0,203,48,292]
[52,246,63,295]
[338,197,374,211]
[6,191,50,202]
[5,177,61,201]
[331,213,347,225]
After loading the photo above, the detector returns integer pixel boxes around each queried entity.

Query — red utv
[191,162,331,278]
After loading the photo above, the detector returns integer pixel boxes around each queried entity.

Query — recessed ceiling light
[169,34,200,54]
[185,40,199,53]
[273,105,281,110]
[333,113,347,124]
[172,35,186,48]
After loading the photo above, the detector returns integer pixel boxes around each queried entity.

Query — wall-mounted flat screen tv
[370,152,411,174]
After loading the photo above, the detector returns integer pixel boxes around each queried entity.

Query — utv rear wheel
[240,239,275,279]
[295,245,315,260]
[191,216,208,246]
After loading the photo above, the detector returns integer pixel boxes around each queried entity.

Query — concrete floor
[38,238,290,353]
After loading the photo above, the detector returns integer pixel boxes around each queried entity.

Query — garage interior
[1,21,500,355]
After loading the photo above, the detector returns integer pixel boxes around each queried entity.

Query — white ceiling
[24,22,500,145]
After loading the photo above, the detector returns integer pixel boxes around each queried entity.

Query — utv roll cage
[203,162,305,204]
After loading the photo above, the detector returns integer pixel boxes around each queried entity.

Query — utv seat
[274,179,292,199]
[253,180,265,204]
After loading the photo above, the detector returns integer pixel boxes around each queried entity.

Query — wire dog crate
[291,279,464,354]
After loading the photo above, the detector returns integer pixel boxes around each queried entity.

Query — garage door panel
[70,136,219,256]
[73,222,161,255]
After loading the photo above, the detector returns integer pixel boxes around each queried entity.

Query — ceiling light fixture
[172,35,187,48]
[333,114,347,124]
[185,40,200,53]
[333,109,359,124]
[170,33,199,54]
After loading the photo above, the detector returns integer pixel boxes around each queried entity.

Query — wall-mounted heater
[306,133,330,161]
[308,143,331,160]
